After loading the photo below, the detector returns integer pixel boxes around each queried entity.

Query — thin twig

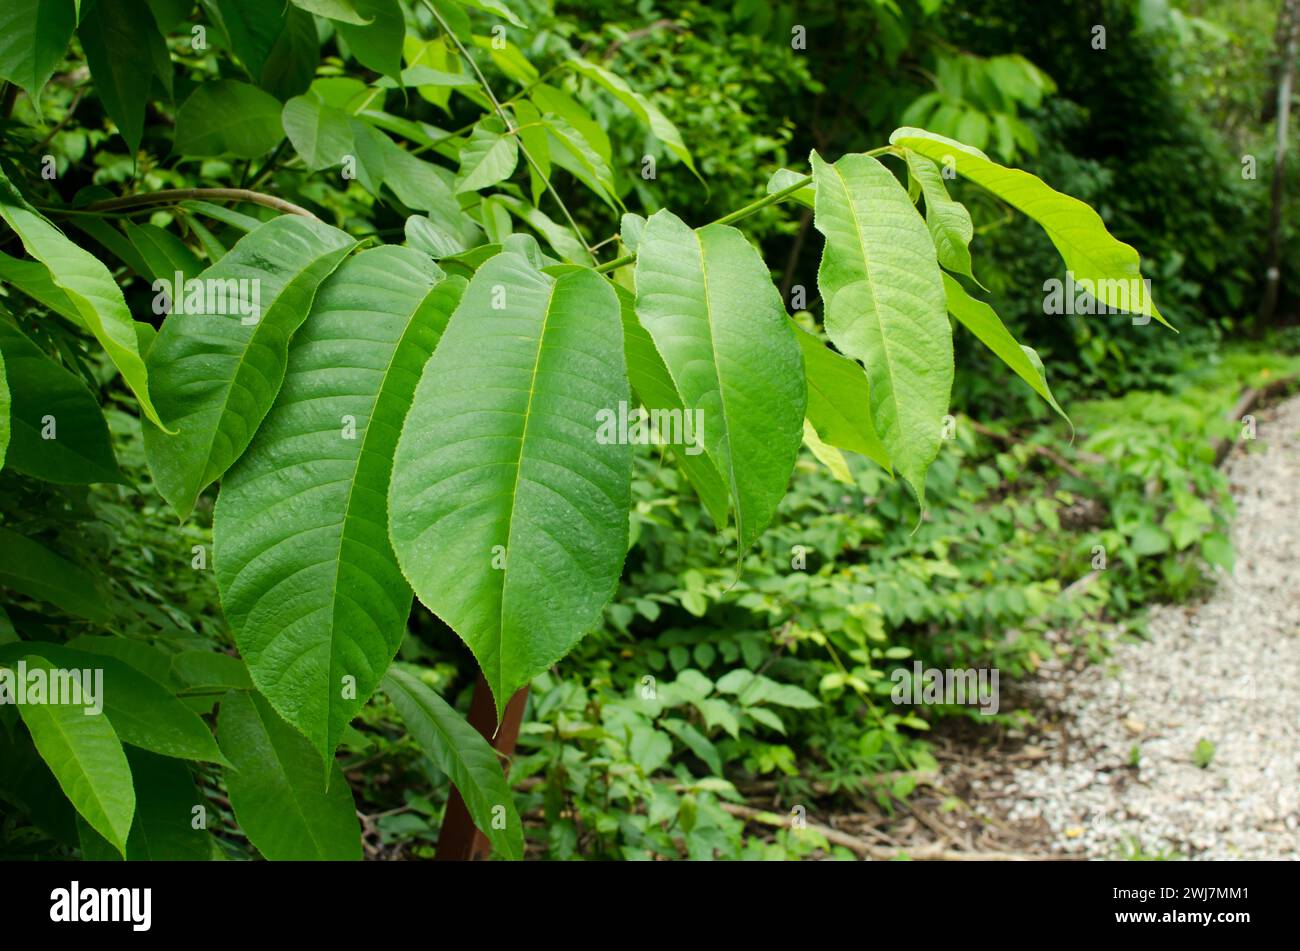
[420,0,593,256]
[78,188,319,220]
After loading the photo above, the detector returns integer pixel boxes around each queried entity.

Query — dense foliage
[0,0,1292,861]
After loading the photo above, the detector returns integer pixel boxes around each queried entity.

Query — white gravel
[992,394,1300,860]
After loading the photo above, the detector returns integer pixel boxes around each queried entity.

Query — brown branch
[967,419,1099,481]
[1210,374,1300,465]
[80,188,319,220]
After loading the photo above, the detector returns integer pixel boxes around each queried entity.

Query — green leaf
[0,251,83,324]
[455,120,519,194]
[633,209,805,548]
[0,169,168,429]
[381,668,523,860]
[811,150,952,504]
[77,748,212,860]
[0,642,227,764]
[793,321,891,473]
[213,0,285,78]
[336,0,404,80]
[530,82,610,163]
[544,113,621,210]
[510,100,551,205]
[0,0,76,103]
[79,0,170,153]
[568,56,698,178]
[282,92,355,171]
[0,320,122,484]
[404,213,481,258]
[617,284,729,529]
[0,346,9,471]
[0,527,110,621]
[171,651,253,692]
[890,128,1171,328]
[174,79,286,159]
[904,151,977,283]
[143,216,355,518]
[12,653,134,856]
[259,4,320,101]
[291,0,372,24]
[493,195,592,265]
[123,222,204,285]
[388,253,631,717]
[767,168,815,209]
[218,689,361,860]
[215,247,464,762]
[941,273,1066,422]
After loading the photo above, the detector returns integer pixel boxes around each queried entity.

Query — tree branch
[79,188,319,220]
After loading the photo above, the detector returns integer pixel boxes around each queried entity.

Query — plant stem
[592,145,899,274]
[420,0,594,256]
[77,188,319,220]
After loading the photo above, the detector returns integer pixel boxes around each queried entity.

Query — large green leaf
[616,284,729,529]
[76,749,212,860]
[0,320,121,484]
[0,168,167,429]
[942,273,1066,421]
[219,689,361,860]
[381,667,523,860]
[215,246,464,762]
[388,253,632,717]
[891,128,1170,327]
[633,209,805,548]
[291,0,372,24]
[0,642,226,764]
[0,0,76,103]
[143,216,355,518]
[124,221,204,284]
[811,150,952,503]
[11,653,134,857]
[174,79,285,159]
[211,0,284,78]
[79,0,170,154]
[793,321,891,473]
[0,527,110,622]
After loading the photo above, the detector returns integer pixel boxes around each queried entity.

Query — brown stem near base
[434,673,528,861]
[79,188,319,220]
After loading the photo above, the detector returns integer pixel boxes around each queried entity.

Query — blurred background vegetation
[2,0,1297,859]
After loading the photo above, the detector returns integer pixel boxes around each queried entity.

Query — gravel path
[986,394,1300,860]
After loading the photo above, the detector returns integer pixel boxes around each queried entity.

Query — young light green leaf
[12,654,134,857]
[219,690,361,860]
[174,79,285,159]
[0,320,122,484]
[767,168,815,209]
[215,246,465,763]
[0,169,168,429]
[388,253,632,718]
[455,121,519,194]
[633,210,806,548]
[381,667,523,860]
[811,150,952,504]
[942,272,1067,422]
[904,150,978,283]
[0,0,76,103]
[792,321,891,473]
[616,283,729,529]
[0,527,110,622]
[891,128,1171,327]
[142,216,355,519]
[802,419,854,484]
